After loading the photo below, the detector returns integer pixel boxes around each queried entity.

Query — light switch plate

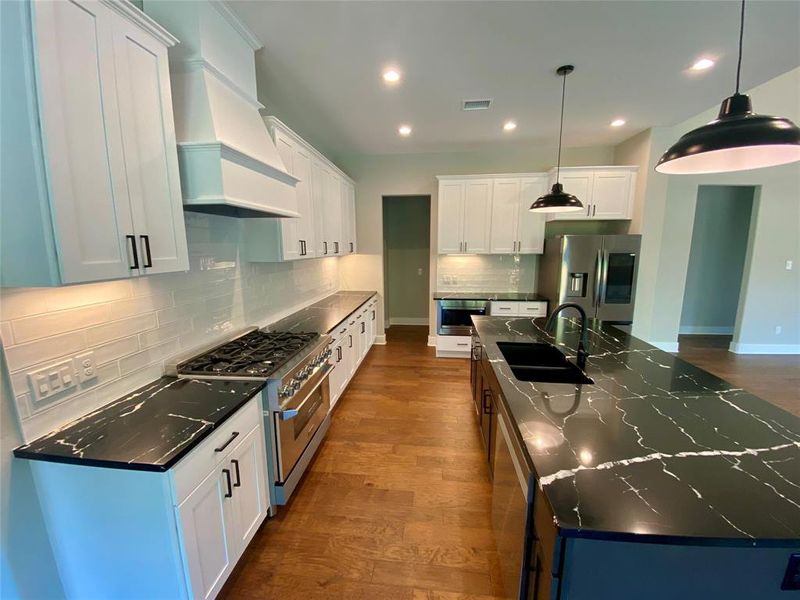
[27,359,77,403]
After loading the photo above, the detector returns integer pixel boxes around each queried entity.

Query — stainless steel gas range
[167,328,333,508]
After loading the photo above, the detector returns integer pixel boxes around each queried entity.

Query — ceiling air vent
[462,98,492,111]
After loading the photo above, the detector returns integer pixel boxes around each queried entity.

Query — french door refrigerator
[538,234,642,323]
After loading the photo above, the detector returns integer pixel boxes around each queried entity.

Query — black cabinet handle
[349,334,353,348]
[336,346,342,362]
[361,322,365,333]
[140,235,152,268]
[350,242,354,253]
[231,459,241,487]
[334,241,339,254]
[222,468,233,498]
[214,431,239,453]
[126,235,139,269]
[323,241,328,255]
[483,390,492,415]
[371,310,375,321]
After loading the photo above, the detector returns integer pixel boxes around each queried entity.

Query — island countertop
[14,377,266,472]
[472,315,800,547]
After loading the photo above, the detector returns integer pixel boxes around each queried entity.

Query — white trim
[177,141,299,184]
[208,0,263,50]
[437,172,546,181]
[728,343,800,355]
[650,341,679,353]
[177,59,265,110]
[101,0,179,47]
[427,336,437,347]
[374,335,387,345]
[388,317,428,326]
[678,326,734,336]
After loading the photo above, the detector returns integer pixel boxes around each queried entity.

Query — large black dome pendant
[530,65,585,213]
[656,0,800,175]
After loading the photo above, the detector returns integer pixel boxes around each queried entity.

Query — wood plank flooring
[219,325,504,599]
[220,327,799,599]
[677,334,800,417]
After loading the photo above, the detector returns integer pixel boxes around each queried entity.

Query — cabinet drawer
[519,301,547,317]
[173,396,262,503]
[436,335,472,353]
[490,301,519,316]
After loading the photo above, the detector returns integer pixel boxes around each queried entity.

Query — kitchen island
[472,315,800,599]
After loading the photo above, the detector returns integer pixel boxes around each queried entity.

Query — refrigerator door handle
[593,249,603,308]
[599,250,609,308]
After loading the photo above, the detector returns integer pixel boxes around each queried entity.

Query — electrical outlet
[73,351,97,382]
[775,325,782,335]
[27,359,78,403]
[786,260,794,271]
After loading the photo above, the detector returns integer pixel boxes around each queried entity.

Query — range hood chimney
[144,0,299,218]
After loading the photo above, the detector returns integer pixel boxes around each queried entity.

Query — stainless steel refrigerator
[537,234,642,323]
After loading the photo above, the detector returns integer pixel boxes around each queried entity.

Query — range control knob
[290,378,302,391]
[279,385,293,398]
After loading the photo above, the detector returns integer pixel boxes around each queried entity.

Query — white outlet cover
[73,351,97,382]
[786,260,793,271]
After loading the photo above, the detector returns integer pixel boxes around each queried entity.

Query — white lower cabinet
[489,300,548,317]
[27,395,268,600]
[328,297,379,407]
[436,335,472,357]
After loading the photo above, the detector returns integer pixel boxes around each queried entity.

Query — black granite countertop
[14,377,265,472]
[472,316,800,547]
[433,291,548,302]
[266,291,377,334]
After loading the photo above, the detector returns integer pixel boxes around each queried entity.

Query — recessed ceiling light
[382,68,401,83]
[691,57,715,71]
[610,119,626,127]
[503,120,517,131]
[398,124,412,136]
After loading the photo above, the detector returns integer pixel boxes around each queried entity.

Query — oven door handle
[277,372,330,420]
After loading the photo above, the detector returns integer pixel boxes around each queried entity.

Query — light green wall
[383,197,430,321]
[680,186,754,333]
[629,67,800,352]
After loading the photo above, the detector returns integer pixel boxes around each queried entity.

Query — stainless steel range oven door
[437,300,489,336]
[274,370,330,484]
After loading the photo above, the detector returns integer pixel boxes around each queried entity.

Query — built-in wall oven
[437,299,489,336]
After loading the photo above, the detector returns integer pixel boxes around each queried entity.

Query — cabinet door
[112,17,189,275]
[324,170,343,255]
[272,133,300,260]
[462,180,493,253]
[293,145,315,258]
[591,170,634,219]
[344,182,357,254]
[517,177,547,254]
[311,160,328,256]
[32,0,135,283]
[329,340,347,407]
[549,171,593,221]
[437,181,464,254]
[227,427,269,555]
[178,467,235,600]
[489,179,520,254]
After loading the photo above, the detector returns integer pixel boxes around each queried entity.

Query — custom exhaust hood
[144,0,299,218]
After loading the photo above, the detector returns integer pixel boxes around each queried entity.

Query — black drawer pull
[126,235,139,269]
[222,468,233,498]
[214,431,239,453]
[323,241,328,255]
[231,459,241,487]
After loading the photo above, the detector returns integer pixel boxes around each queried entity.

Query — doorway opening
[678,185,756,352]
[382,195,431,330]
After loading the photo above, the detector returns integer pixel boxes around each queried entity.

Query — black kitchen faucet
[544,303,589,370]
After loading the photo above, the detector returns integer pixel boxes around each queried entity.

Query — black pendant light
[656,0,800,174]
[530,65,584,213]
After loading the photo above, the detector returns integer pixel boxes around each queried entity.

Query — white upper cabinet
[517,177,547,253]
[244,118,355,262]
[547,166,637,221]
[488,177,546,255]
[1,0,188,287]
[437,178,492,254]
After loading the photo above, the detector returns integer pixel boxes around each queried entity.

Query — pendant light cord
[735,0,745,93]
[556,69,567,183]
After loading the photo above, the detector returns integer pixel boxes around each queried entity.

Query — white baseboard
[374,335,387,345]
[427,336,436,347]
[388,317,429,326]
[679,326,734,336]
[650,341,679,353]
[728,342,800,355]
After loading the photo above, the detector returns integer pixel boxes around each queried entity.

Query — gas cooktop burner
[177,331,318,378]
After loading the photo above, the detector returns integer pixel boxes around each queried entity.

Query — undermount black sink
[497,341,594,385]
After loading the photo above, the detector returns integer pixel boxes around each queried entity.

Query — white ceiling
[230,1,800,157]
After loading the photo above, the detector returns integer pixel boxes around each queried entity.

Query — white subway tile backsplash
[12,304,112,344]
[436,254,539,292]
[1,213,342,442]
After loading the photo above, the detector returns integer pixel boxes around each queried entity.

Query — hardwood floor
[219,325,504,599]
[677,334,800,417]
